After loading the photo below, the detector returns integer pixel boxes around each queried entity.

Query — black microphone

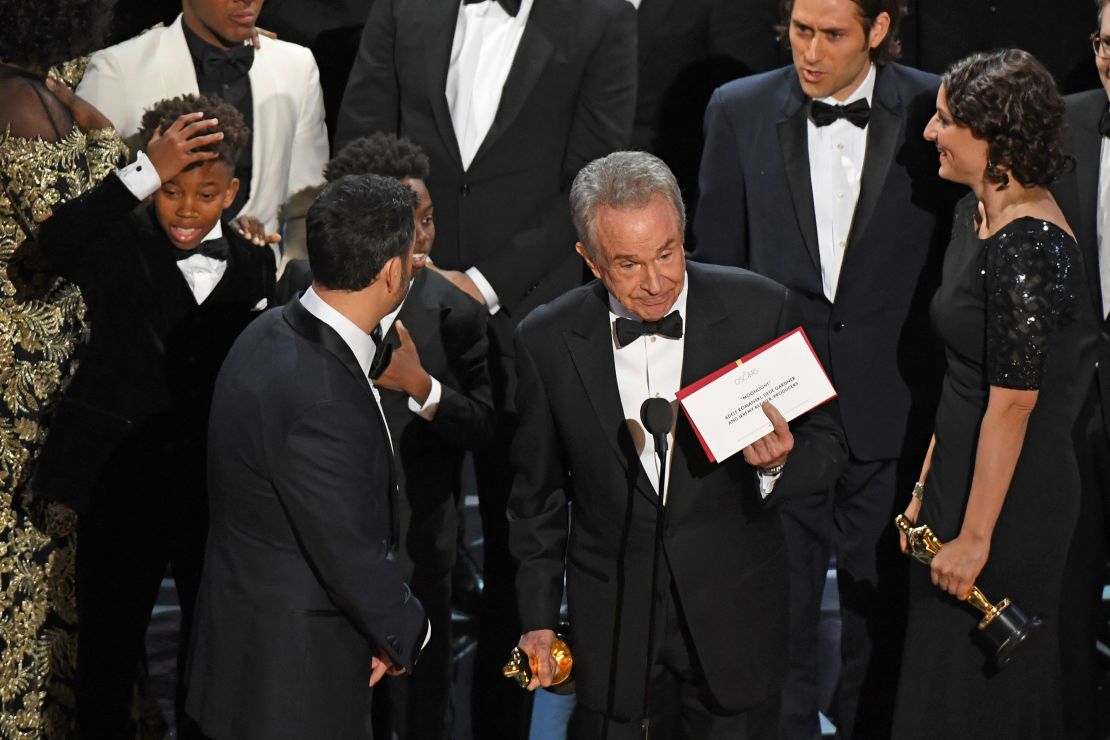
[640,398,674,455]
[638,396,674,739]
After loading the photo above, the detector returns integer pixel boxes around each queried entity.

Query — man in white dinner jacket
[77,0,327,259]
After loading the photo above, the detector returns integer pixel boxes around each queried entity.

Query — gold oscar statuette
[895,515,1042,668]
[502,634,574,695]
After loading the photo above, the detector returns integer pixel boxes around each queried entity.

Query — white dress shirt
[807,63,876,303]
[446,0,534,171]
[609,279,687,503]
[115,151,228,304]
[446,0,534,316]
[1097,133,1110,320]
[379,289,443,420]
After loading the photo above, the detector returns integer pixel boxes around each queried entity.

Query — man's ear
[222,177,241,209]
[382,254,404,292]
[575,242,603,280]
[868,11,891,50]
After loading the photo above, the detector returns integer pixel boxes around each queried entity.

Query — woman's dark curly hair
[0,0,116,71]
[325,132,430,183]
[137,94,250,170]
[778,0,906,65]
[942,49,1069,189]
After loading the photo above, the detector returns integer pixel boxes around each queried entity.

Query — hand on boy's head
[232,215,282,247]
[146,112,223,184]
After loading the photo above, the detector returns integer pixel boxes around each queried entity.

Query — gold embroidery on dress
[0,121,126,738]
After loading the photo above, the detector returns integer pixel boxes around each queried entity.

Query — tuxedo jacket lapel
[470,0,560,167]
[282,299,400,543]
[1071,94,1104,316]
[776,80,822,275]
[426,0,465,169]
[846,65,902,254]
[157,17,201,100]
[565,283,658,504]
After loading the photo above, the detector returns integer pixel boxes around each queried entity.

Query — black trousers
[1059,380,1110,740]
[76,436,208,739]
[567,579,781,740]
[779,456,911,740]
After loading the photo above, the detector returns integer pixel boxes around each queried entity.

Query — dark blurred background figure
[1052,1,1110,738]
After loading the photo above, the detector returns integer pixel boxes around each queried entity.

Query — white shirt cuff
[408,376,442,420]
[756,468,783,499]
[114,150,161,200]
[465,267,501,315]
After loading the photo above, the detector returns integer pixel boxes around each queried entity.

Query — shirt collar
[299,286,377,378]
[815,62,876,107]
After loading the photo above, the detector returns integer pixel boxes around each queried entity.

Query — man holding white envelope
[507,151,847,739]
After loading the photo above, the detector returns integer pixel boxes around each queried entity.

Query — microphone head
[640,397,674,438]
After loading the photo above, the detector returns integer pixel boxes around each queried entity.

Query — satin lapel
[425,0,465,169]
[469,0,558,167]
[1071,96,1104,314]
[246,39,281,208]
[776,80,821,274]
[564,283,657,504]
[158,16,201,97]
[846,65,902,252]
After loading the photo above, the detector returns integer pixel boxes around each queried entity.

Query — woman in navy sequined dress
[892,50,1093,739]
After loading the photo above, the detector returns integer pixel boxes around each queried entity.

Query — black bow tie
[369,326,395,381]
[1100,106,1110,138]
[173,236,229,262]
[614,310,683,348]
[200,42,254,83]
[810,98,871,128]
[462,0,521,16]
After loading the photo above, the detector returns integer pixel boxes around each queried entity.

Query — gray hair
[569,151,686,258]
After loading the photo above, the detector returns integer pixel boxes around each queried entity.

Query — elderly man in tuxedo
[186,175,429,739]
[510,151,846,740]
[1053,2,1110,736]
[77,0,328,258]
[334,1,637,735]
[693,1,960,735]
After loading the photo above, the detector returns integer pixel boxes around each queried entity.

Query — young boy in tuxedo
[35,93,275,738]
[323,133,495,740]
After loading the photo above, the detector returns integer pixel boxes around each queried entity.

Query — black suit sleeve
[692,87,749,268]
[764,289,848,502]
[428,298,496,450]
[334,0,399,151]
[506,322,569,633]
[272,399,427,671]
[37,172,140,284]
[473,3,638,311]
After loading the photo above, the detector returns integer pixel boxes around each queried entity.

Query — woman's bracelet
[911,481,925,501]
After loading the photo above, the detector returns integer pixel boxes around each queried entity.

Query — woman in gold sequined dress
[0,0,123,735]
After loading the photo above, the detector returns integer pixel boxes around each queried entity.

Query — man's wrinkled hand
[45,77,112,132]
[232,215,281,247]
[741,401,793,469]
[517,629,557,692]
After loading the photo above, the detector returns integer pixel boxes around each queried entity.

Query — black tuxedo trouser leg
[779,457,907,740]
[472,414,530,740]
[567,580,781,740]
[76,442,210,739]
[1059,383,1110,740]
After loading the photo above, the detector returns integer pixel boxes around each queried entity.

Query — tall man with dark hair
[334,2,637,735]
[510,151,846,739]
[694,1,959,737]
[186,175,429,739]
[1053,2,1110,736]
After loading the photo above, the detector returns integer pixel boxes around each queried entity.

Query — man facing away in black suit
[510,151,847,739]
[693,1,960,737]
[324,133,496,740]
[186,175,429,739]
[334,1,637,735]
[1053,3,1110,736]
